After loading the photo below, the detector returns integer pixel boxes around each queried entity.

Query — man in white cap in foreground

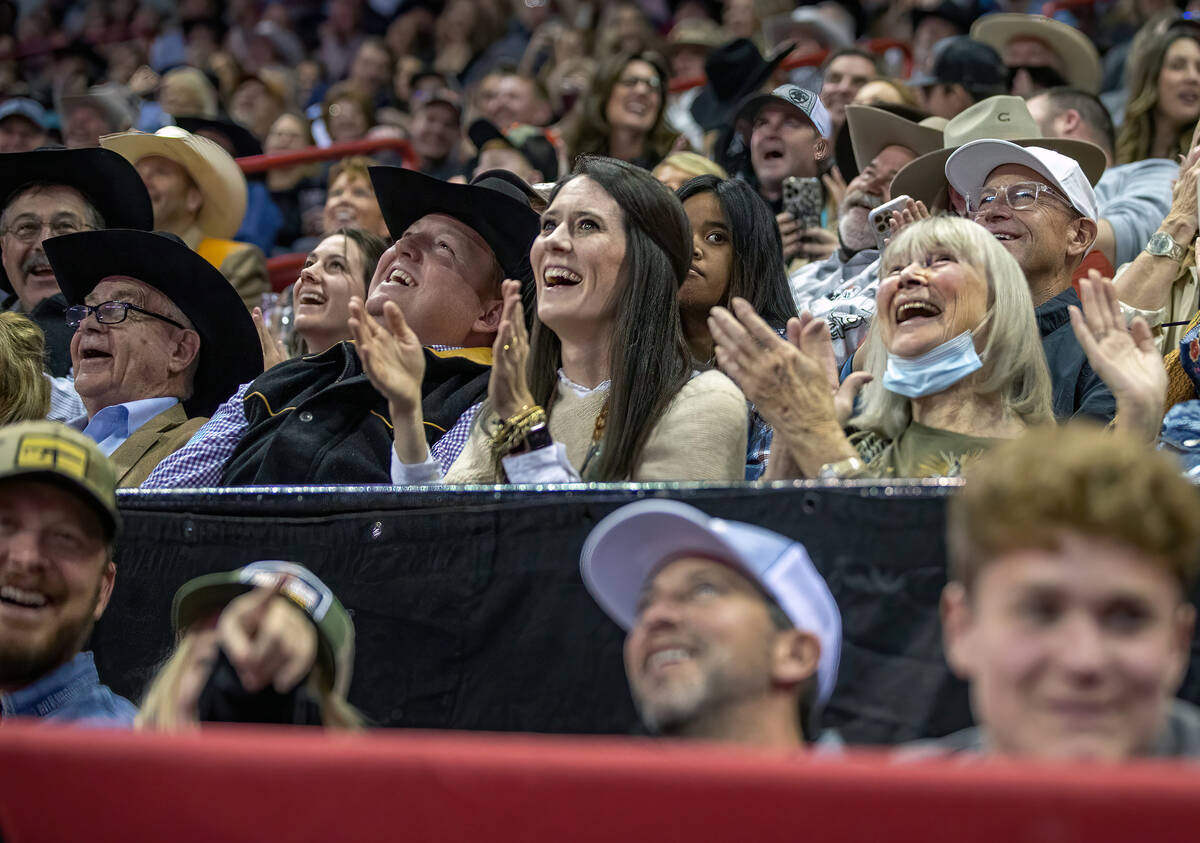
[581,500,841,748]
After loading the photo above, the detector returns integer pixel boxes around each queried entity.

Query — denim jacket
[0,651,136,726]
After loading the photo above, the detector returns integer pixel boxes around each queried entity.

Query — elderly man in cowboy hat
[971,14,1103,97]
[44,229,262,487]
[581,499,842,748]
[791,104,945,366]
[143,168,540,487]
[100,126,269,312]
[0,421,134,725]
[0,146,154,380]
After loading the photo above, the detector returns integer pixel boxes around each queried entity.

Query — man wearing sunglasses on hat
[44,229,261,487]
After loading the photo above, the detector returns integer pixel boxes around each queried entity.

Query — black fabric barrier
[93,481,1200,744]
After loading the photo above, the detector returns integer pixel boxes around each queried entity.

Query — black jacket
[221,342,490,485]
[1037,287,1116,423]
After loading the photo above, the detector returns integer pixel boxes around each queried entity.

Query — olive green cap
[172,560,356,697]
[0,421,120,539]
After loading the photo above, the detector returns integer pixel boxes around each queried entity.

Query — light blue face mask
[882,330,983,399]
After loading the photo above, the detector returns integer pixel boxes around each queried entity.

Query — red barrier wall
[2,721,1200,843]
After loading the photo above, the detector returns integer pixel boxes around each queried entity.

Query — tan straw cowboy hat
[888,95,1106,207]
[845,105,947,174]
[100,126,248,241]
[971,14,1103,94]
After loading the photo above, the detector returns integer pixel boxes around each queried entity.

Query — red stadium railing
[238,138,419,292]
[3,722,1200,842]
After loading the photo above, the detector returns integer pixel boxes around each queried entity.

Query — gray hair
[850,215,1054,440]
[0,183,106,232]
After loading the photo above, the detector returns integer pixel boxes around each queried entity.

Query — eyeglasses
[966,181,1074,216]
[615,75,661,92]
[2,217,94,243]
[65,300,187,330]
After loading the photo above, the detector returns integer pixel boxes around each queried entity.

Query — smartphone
[868,194,912,252]
[782,176,823,230]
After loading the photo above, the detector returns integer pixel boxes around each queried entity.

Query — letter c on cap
[998,112,1011,122]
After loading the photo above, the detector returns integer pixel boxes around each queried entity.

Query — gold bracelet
[491,405,547,458]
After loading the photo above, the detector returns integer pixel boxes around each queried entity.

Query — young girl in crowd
[675,175,798,479]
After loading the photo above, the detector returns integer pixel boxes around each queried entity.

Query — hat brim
[0,147,153,296]
[580,501,753,631]
[971,14,1102,94]
[843,105,943,180]
[735,88,824,143]
[175,115,264,159]
[44,229,262,417]
[692,41,794,132]
[0,468,119,539]
[369,166,538,282]
[173,567,352,695]
[889,136,1106,208]
[946,139,1095,218]
[101,130,247,241]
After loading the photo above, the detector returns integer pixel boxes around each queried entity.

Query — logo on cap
[789,88,813,108]
[16,435,89,480]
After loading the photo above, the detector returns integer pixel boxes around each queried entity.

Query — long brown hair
[526,156,693,481]
[564,51,678,168]
[1116,26,1200,164]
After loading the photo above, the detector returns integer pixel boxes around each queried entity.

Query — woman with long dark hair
[676,175,798,478]
[1117,25,1200,163]
[355,156,747,482]
[564,52,678,170]
[675,175,796,365]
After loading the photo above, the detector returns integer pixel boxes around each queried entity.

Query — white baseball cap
[580,499,842,707]
[945,138,1098,221]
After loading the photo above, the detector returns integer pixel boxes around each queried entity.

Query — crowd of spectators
[5,0,1200,771]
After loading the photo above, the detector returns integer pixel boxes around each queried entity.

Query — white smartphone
[867,195,912,252]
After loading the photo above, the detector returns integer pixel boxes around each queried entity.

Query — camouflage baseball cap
[0,421,120,539]
[172,560,356,697]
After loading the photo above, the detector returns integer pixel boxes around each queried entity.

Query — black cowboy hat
[44,229,263,418]
[368,166,539,284]
[0,147,153,296]
[690,38,795,133]
[175,115,264,159]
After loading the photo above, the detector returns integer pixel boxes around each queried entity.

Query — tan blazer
[109,404,208,488]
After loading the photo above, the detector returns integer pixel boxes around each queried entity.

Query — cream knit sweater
[445,369,748,482]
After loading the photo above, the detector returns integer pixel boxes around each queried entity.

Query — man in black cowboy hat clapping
[142,168,540,487]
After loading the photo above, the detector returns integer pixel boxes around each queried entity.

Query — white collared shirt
[68,397,180,457]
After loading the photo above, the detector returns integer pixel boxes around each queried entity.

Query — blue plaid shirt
[142,346,475,488]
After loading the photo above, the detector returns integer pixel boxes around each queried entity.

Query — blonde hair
[949,422,1200,593]
[0,312,49,424]
[161,67,219,119]
[653,152,728,181]
[137,628,364,731]
[850,216,1054,440]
